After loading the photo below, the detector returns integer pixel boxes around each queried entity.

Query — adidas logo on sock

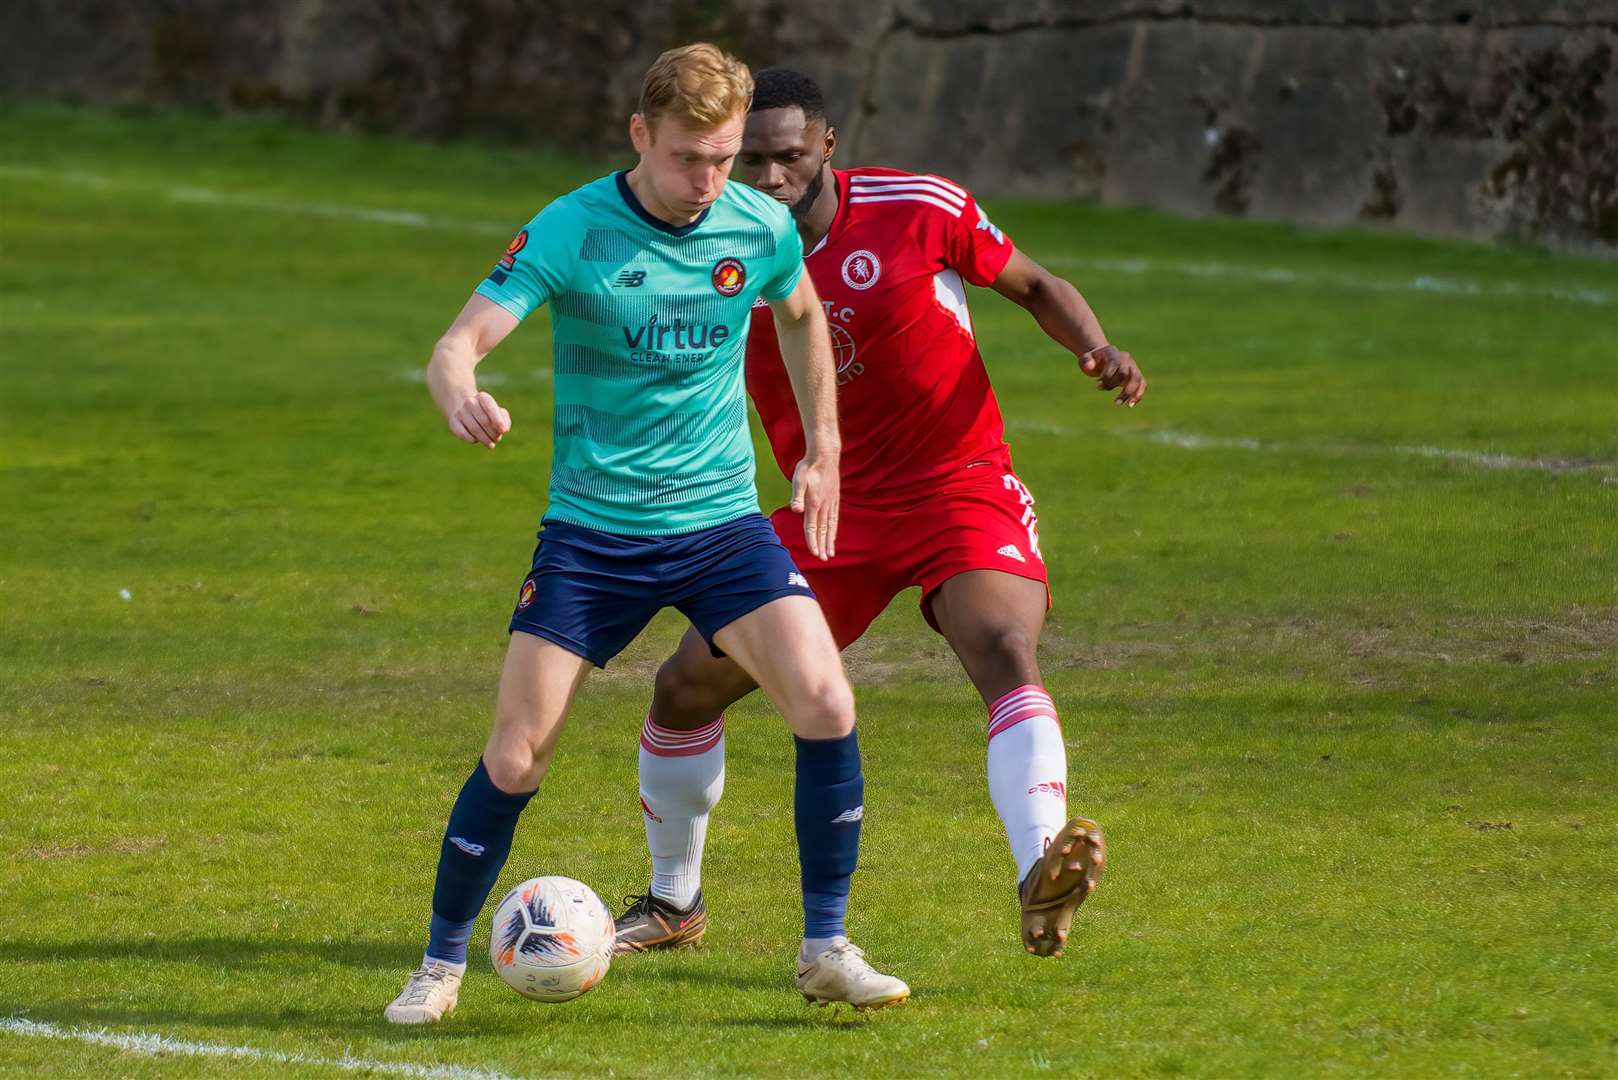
[448,836,486,856]
[997,544,1026,563]
[830,806,865,824]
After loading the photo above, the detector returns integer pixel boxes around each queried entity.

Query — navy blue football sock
[424,758,537,965]
[794,730,864,940]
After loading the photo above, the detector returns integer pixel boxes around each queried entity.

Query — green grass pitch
[1,101,1615,1078]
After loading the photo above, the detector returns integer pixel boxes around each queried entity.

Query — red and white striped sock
[986,685,1069,880]
[638,713,725,909]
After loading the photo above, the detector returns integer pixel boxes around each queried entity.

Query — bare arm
[766,271,840,559]
[427,294,522,447]
[991,248,1147,407]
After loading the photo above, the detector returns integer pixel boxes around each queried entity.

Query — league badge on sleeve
[500,230,529,271]
[711,257,746,297]
[975,207,1005,244]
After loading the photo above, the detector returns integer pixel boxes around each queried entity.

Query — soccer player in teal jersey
[384,44,908,1024]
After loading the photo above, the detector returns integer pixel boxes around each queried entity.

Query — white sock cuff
[987,685,1058,741]
[641,712,725,757]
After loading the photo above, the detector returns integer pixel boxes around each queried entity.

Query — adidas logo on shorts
[997,544,1026,563]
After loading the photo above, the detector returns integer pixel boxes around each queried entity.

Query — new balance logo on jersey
[998,544,1026,563]
[614,269,646,288]
[788,572,809,589]
[448,837,486,857]
[831,806,865,824]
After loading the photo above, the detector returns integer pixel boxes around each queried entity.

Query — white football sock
[419,953,467,976]
[800,935,845,965]
[638,713,725,910]
[986,685,1069,881]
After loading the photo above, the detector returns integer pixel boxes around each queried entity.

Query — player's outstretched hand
[448,390,512,448]
[1080,345,1147,407]
[790,456,840,561]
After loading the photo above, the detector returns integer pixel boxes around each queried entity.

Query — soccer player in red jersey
[616,68,1146,959]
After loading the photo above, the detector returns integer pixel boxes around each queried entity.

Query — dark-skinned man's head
[737,68,835,221]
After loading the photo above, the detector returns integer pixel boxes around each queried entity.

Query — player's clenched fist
[1080,345,1147,407]
[449,390,512,448]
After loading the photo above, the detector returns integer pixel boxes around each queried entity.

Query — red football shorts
[771,463,1050,649]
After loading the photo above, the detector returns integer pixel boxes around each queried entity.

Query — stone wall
[5,1,1615,248]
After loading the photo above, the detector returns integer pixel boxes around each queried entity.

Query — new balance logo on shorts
[998,544,1026,563]
[788,572,809,589]
[448,836,486,856]
[831,806,864,824]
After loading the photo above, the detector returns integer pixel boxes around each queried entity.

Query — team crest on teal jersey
[711,257,746,296]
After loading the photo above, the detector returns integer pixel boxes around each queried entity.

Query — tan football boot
[1019,817,1106,957]
[796,939,910,1010]
[383,961,462,1024]
[613,890,707,955]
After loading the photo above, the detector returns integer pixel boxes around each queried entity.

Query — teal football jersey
[476,172,805,535]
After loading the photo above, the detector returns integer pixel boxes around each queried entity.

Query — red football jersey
[745,168,1016,505]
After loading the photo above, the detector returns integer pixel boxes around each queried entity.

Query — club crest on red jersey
[711,257,746,296]
[841,249,881,290]
[500,230,528,271]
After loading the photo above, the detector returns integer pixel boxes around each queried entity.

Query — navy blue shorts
[508,514,816,668]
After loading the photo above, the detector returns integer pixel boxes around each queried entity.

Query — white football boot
[795,939,910,1010]
[383,960,463,1025]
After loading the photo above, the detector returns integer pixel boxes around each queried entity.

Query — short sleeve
[760,209,805,301]
[474,200,579,320]
[938,184,1015,288]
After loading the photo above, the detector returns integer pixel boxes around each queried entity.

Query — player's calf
[650,627,758,731]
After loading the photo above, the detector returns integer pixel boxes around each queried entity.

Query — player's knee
[786,676,856,740]
[975,623,1039,678]
[483,729,547,792]
[651,657,728,730]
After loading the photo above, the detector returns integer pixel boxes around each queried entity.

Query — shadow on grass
[610,958,783,994]
[0,936,416,971]
[711,1014,886,1031]
[0,937,864,1045]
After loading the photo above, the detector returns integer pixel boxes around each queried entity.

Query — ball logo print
[841,249,881,290]
[490,876,616,1002]
[829,322,858,375]
[711,257,746,296]
[499,230,528,271]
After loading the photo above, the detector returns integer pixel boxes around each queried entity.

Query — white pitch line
[0,1016,529,1080]
[4,164,1611,307]
[167,183,509,236]
[1003,421,1617,475]
[1043,254,1612,307]
[0,164,507,237]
